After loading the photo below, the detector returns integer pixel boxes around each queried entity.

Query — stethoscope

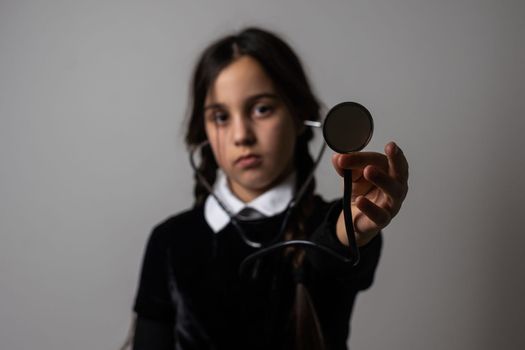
[189,102,374,276]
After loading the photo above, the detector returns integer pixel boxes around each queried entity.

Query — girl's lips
[235,154,262,168]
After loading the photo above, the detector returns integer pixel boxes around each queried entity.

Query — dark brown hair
[185,27,325,349]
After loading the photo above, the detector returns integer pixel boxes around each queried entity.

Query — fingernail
[390,142,398,155]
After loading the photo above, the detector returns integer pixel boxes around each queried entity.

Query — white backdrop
[1,0,524,349]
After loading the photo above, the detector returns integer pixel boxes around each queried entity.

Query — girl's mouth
[235,154,262,169]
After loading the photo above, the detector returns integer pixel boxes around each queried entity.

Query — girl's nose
[233,115,256,146]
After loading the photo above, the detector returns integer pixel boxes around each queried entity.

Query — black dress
[133,195,382,350]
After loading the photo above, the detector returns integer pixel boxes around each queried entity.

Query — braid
[286,133,327,350]
[292,134,316,240]
[193,144,218,207]
[283,134,317,250]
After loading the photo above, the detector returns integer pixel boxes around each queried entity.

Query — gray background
[1,0,524,349]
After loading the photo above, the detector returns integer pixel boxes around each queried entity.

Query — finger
[337,152,389,172]
[385,142,409,183]
[363,165,405,202]
[355,196,391,230]
[332,154,364,181]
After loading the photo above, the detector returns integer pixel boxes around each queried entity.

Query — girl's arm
[308,198,382,289]
[133,222,177,347]
[133,317,174,350]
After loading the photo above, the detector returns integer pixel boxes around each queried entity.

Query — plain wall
[1,0,524,349]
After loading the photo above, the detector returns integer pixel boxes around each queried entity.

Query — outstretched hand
[332,142,409,247]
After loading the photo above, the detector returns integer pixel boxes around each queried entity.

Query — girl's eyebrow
[203,102,224,111]
[204,93,280,111]
[245,93,280,104]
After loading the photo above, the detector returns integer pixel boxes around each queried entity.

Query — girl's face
[204,55,299,202]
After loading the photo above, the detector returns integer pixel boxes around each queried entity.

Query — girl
[131,27,408,350]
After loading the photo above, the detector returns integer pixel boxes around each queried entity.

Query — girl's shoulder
[154,205,206,231]
[146,205,210,248]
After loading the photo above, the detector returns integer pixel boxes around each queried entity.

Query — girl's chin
[231,167,291,191]
[229,175,276,197]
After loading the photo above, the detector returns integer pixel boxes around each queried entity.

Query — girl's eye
[210,111,229,125]
[252,104,274,118]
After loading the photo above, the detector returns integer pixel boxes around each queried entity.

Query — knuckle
[379,213,392,227]
[389,184,404,200]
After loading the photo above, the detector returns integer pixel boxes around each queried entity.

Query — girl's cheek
[212,146,225,167]
[208,129,227,164]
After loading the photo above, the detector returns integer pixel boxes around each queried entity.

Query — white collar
[204,170,296,233]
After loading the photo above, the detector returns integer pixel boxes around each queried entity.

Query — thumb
[331,153,345,177]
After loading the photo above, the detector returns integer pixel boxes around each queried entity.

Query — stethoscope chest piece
[323,101,373,153]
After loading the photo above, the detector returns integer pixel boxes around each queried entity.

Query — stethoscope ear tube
[189,139,328,251]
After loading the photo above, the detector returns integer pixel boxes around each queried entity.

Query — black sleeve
[308,199,383,290]
[133,316,174,350]
[133,224,176,322]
